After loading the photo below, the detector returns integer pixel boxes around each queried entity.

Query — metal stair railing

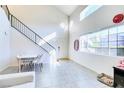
[1,5,56,54]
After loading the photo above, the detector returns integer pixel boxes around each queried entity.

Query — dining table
[17,54,38,72]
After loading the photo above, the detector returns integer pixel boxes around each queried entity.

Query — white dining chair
[33,54,43,71]
[21,58,33,72]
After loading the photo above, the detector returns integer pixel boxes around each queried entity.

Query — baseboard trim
[57,58,70,61]
[69,58,99,74]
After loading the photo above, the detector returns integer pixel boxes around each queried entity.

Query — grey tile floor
[0,60,109,88]
[35,60,109,88]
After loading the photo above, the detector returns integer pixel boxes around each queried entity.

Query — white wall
[69,5,124,76]
[0,8,11,71]
[8,5,69,59]
[10,28,49,66]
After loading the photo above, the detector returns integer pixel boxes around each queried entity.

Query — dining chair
[21,58,34,72]
[34,54,43,71]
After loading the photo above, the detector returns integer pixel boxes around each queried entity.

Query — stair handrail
[11,14,56,51]
[1,5,56,53]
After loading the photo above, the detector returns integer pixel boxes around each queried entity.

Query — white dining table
[17,55,38,72]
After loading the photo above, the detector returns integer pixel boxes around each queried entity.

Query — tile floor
[0,60,109,88]
[35,60,108,88]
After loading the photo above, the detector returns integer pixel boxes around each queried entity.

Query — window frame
[80,5,103,21]
[80,24,124,57]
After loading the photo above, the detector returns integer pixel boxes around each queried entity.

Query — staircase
[1,5,56,54]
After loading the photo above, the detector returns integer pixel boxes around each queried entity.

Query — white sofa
[0,72,35,88]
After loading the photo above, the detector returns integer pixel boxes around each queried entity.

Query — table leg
[18,60,21,72]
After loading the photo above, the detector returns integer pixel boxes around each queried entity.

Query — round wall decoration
[74,39,79,51]
[113,14,124,23]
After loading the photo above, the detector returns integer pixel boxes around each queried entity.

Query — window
[80,24,124,56]
[80,5,103,21]
[117,25,124,56]
[109,27,118,56]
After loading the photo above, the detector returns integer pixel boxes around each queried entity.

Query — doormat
[97,73,113,87]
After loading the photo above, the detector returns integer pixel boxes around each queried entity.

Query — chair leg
[26,64,29,72]
[32,63,35,71]
[29,63,32,71]
[39,63,43,71]
[24,64,26,71]
[32,63,34,71]
[22,64,27,72]
[41,63,43,68]
[21,64,23,72]
[33,63,35,71]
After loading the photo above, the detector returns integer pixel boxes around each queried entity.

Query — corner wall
[69,5,124,76]
[0,8,11,71]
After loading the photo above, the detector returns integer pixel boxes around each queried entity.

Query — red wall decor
[113,14,124,24]
[74,39,79,51]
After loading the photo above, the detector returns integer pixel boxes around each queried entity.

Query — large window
[80,5,103,21]
[80,25,124,56]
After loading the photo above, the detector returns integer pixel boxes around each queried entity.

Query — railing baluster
[35,34,36,44]
[23,25,25,34]
[1,5,56,54]
[11,15,13,27]
[16,18,18,29]
[19,22,20,32]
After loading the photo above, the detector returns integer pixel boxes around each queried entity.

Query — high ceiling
[55,5,79,16]
[8,5,80,16]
